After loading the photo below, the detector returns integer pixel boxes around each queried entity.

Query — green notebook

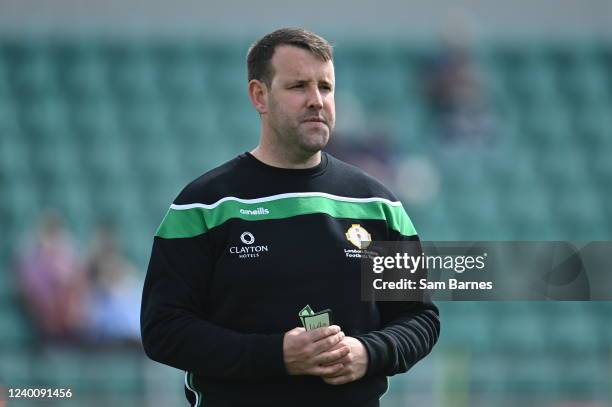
[298,304,333,331]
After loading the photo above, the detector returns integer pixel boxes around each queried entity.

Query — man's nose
[306,86,323,109]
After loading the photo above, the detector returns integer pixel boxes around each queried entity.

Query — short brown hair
[247,27,333,87]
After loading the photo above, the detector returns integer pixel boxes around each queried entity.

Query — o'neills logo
[229,231,269,259]
[240,207,270,215]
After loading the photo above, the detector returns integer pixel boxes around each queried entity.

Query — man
[141,28,440,407]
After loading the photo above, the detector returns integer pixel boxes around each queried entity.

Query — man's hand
[320,336,368,385]
[283,325,350,376]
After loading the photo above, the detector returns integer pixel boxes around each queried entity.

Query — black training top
[140,152,440,407]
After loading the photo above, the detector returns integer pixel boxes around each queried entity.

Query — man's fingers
[308,325,341,342]
[310,363,344,377]
[320,368,347,379]
[320,353,350,367]
[323,374,352,386]
[312,331,344,355]
[314,346,350,366]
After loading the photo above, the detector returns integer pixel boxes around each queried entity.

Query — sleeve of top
[140,203,287,379]
[355,203,440,377]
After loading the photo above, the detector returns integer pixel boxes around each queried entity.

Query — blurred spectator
[422,13,496,144]
[393,155,441,206]
[14,210,88,343]
[83,222,141,346]
[326,130,395,185]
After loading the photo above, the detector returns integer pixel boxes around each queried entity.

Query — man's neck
[250,145,321,169]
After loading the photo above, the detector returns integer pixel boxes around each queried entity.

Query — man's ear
[248,79,268,114]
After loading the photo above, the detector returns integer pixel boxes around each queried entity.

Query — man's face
[265,45,335,156]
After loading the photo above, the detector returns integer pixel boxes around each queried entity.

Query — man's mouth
[302,117,326,124]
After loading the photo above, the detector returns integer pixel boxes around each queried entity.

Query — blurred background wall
[0,1,611,406]
[1,0,612,37]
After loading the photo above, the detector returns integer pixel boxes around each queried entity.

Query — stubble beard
[268,100,332,157]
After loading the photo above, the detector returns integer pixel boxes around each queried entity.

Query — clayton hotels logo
[240,231,255,245]
[230,231,269,259]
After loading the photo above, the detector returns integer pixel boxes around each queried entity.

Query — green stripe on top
[155,193,416,239]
